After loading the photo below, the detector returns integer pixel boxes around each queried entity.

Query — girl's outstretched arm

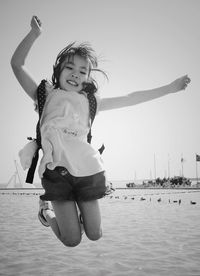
[11,16,42,101]
[99,75,191,111]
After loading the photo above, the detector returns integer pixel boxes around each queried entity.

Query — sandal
[38,199,52,227]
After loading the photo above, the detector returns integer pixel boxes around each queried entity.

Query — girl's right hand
[30,16,42,37]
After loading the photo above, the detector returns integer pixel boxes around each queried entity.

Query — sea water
[0,188,200,276]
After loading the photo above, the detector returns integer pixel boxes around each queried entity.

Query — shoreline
[117,187,200,190]
[1,187,200,191]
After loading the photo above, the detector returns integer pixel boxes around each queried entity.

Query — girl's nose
[71,72,78,79]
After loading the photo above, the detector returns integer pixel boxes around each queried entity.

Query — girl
[11,16,190,247]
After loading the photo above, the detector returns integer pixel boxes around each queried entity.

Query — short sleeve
[34,99,39,113]
[94,93,101,115]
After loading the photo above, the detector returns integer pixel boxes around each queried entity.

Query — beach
[0,188,200,276]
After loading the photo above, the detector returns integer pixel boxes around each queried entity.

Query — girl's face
[59,54,90,92]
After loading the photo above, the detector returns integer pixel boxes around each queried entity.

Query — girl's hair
[52,42,107,94]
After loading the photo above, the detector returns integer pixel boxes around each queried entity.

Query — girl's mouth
[67,80,79,87]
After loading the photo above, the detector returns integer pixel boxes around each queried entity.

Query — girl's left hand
[170,75,191,93]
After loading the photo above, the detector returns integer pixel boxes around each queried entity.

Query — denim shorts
[40,167,107,202]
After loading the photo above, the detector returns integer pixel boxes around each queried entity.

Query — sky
[1,0,200,184]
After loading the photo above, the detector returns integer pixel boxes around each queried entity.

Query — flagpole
[168,154,170,178]
[154,153,156,181]
[181,153,184,177]
[150,169,152,181]
[181,154,183,177]
[196,154,199,184]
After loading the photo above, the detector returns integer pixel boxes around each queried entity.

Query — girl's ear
[87,74,92,82]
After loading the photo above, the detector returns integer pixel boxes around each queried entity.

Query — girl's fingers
[33,15,42,27]
[186,77,191,84]
[183,76,191,89]
[184,77,191,85]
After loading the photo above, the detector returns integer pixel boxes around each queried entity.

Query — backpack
[26,79,104,183]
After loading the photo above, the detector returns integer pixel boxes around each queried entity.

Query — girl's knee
[86,229,102,241]
[61,235,82,247]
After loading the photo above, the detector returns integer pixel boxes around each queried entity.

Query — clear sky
[1,0,200,184]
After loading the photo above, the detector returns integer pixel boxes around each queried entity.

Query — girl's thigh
[77,200,102,240]
[51,200,82,245]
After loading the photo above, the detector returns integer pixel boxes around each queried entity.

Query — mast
[168,154,170,178]
[7,172,17,188]
[196,154,199,184]
[181,153,184,177]
[14,160,23,188]
[6,160,36,189]
[154,153,156,180]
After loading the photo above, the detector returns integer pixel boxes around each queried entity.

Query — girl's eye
[80,71,86,75]
[66,66,73,70]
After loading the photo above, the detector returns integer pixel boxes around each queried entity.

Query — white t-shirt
[38,89,104,178]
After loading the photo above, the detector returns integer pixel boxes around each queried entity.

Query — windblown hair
[52,42,107,93]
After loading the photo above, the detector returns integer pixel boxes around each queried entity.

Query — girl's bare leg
[77,200,102,241]
[44,200,82,247]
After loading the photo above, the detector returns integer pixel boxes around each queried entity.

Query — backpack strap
[86,92,97,143]
[36,79,47,148]
[86,92,105,154]
[26,80,47,183]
